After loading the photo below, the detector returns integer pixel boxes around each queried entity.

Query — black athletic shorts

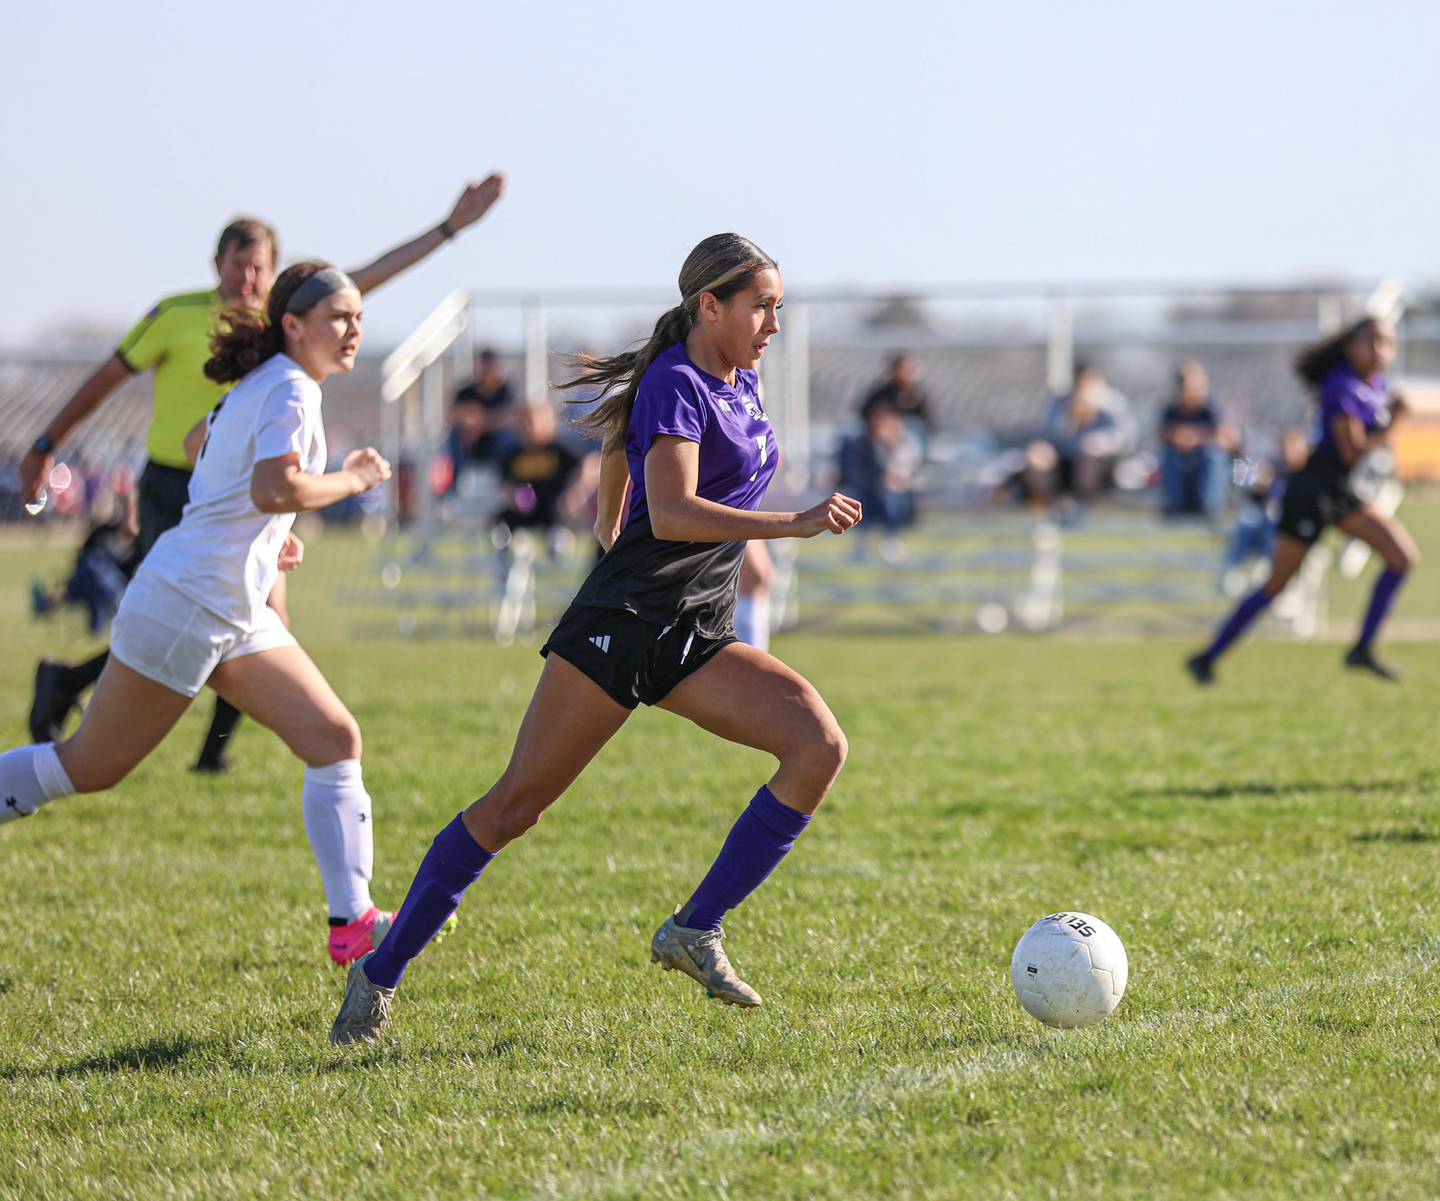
[1276,453,1363,546]
[540,604,735,710]
[136,461,194,558]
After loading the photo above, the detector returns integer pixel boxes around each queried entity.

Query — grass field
[2,521,1438,1200]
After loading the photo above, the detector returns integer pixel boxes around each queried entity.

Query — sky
[3,0,1437,348]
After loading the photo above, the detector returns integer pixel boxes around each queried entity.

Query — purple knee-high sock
[1357,568,1406,649]
[364,815,494,989]
[1202,588,1273,664]
[678,786,812,933]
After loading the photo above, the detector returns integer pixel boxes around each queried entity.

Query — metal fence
[6,279,1438,640]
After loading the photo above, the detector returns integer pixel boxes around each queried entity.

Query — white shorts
[110,572,296,698]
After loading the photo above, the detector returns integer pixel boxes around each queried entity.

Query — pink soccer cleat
[328,907,394,967]
[326,906,458,966]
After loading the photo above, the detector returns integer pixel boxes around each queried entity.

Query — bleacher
[5,293,1436,642]
[7,309,1437,486]
[806,334,1321,447]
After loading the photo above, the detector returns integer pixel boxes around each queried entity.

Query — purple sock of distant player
[1357,568,1406,649]
[1202,587,1273,663]
[678,786,812,932]
[364,814,494,989]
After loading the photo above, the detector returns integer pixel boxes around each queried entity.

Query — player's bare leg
[651,642,848,1005]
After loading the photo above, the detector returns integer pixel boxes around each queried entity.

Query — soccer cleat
[329,907,393,966]
[650,914,762,1007]
[28,660,79,743]
[330,952,395,1046]
[1344,644,1402,682]
[1184,653,1215,686]
[326,906,458,966]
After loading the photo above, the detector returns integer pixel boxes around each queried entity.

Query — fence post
[381,382,402,532]
[524,302,548,406]
[1046,295,1073,393]
[783,301,811,488]
[418,364,444,560]
[1317,292,1345,334]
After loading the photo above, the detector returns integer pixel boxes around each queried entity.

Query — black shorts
[1276,457,1363,546]
[136,461,194,559]
[540,605,735,710]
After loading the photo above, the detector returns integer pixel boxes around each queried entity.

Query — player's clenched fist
[343,447,391,491]
[793,492,863,538]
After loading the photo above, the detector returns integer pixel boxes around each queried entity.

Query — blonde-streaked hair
[559,233,777,452]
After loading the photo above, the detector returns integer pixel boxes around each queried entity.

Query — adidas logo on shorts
[588,634,611,653]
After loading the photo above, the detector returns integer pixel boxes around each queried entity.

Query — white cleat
[650,914,762,1007]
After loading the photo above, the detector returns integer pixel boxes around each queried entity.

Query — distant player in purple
[332,233,864,1044]
[1188,317,1416,683]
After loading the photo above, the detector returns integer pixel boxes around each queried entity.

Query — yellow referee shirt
[115,289,229,470]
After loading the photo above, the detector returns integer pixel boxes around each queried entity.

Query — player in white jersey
[0,261,427,967]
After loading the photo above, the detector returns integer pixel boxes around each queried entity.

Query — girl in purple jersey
[331,234,863,1045]
[1187,317,1417,683]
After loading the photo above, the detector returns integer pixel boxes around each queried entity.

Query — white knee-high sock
[0,743,75,825]
[735,594,771,652]
[302,758,374,921]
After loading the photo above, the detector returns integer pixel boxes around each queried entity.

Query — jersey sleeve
[630,366,710,449]
[253,377,319,462]
[1320,374,1370,426]
[115,303,172,372]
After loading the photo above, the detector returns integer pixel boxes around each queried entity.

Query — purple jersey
[569,342,778,637]
[1314,365,1389,458]
[625,344,775,524]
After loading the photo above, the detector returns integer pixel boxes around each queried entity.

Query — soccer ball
[1010,911,1127,1028]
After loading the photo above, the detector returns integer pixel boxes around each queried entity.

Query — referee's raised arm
[21,353,134,501]
[347,173,506,295]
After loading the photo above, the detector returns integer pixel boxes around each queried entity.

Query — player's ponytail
[560,233,778,452]
[205,260,330,384]
[1295,317,1377,390]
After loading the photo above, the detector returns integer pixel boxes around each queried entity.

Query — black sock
[58,652,109,694]
[197,698,243,767]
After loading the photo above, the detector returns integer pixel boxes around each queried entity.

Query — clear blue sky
[4,1,1436,347]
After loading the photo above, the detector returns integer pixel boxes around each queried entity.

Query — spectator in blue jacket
[1160,360,1234,516]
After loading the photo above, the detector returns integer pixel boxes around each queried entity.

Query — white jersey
[139,352,327,630]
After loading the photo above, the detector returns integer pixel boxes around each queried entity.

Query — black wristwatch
[32,435,55,456]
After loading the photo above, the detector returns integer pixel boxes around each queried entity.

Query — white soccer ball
[1010,911,1128,1029]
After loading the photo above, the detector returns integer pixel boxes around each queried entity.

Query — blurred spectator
[838,402,922,560]
[1159,360,1235,517]
[498,403,597,540]
[458,347,516,411]
[445,349,518,493]
[32,491,140,633]
[0,458,23,520]
[1025,361,1136,507]
[860,354,934,435]
[1220,428,1309,595]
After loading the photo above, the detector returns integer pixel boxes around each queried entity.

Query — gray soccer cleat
[650,914,762,1007]
[330,952,396,1046]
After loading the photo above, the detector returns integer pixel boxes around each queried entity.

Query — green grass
[2,520,1439,1200]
